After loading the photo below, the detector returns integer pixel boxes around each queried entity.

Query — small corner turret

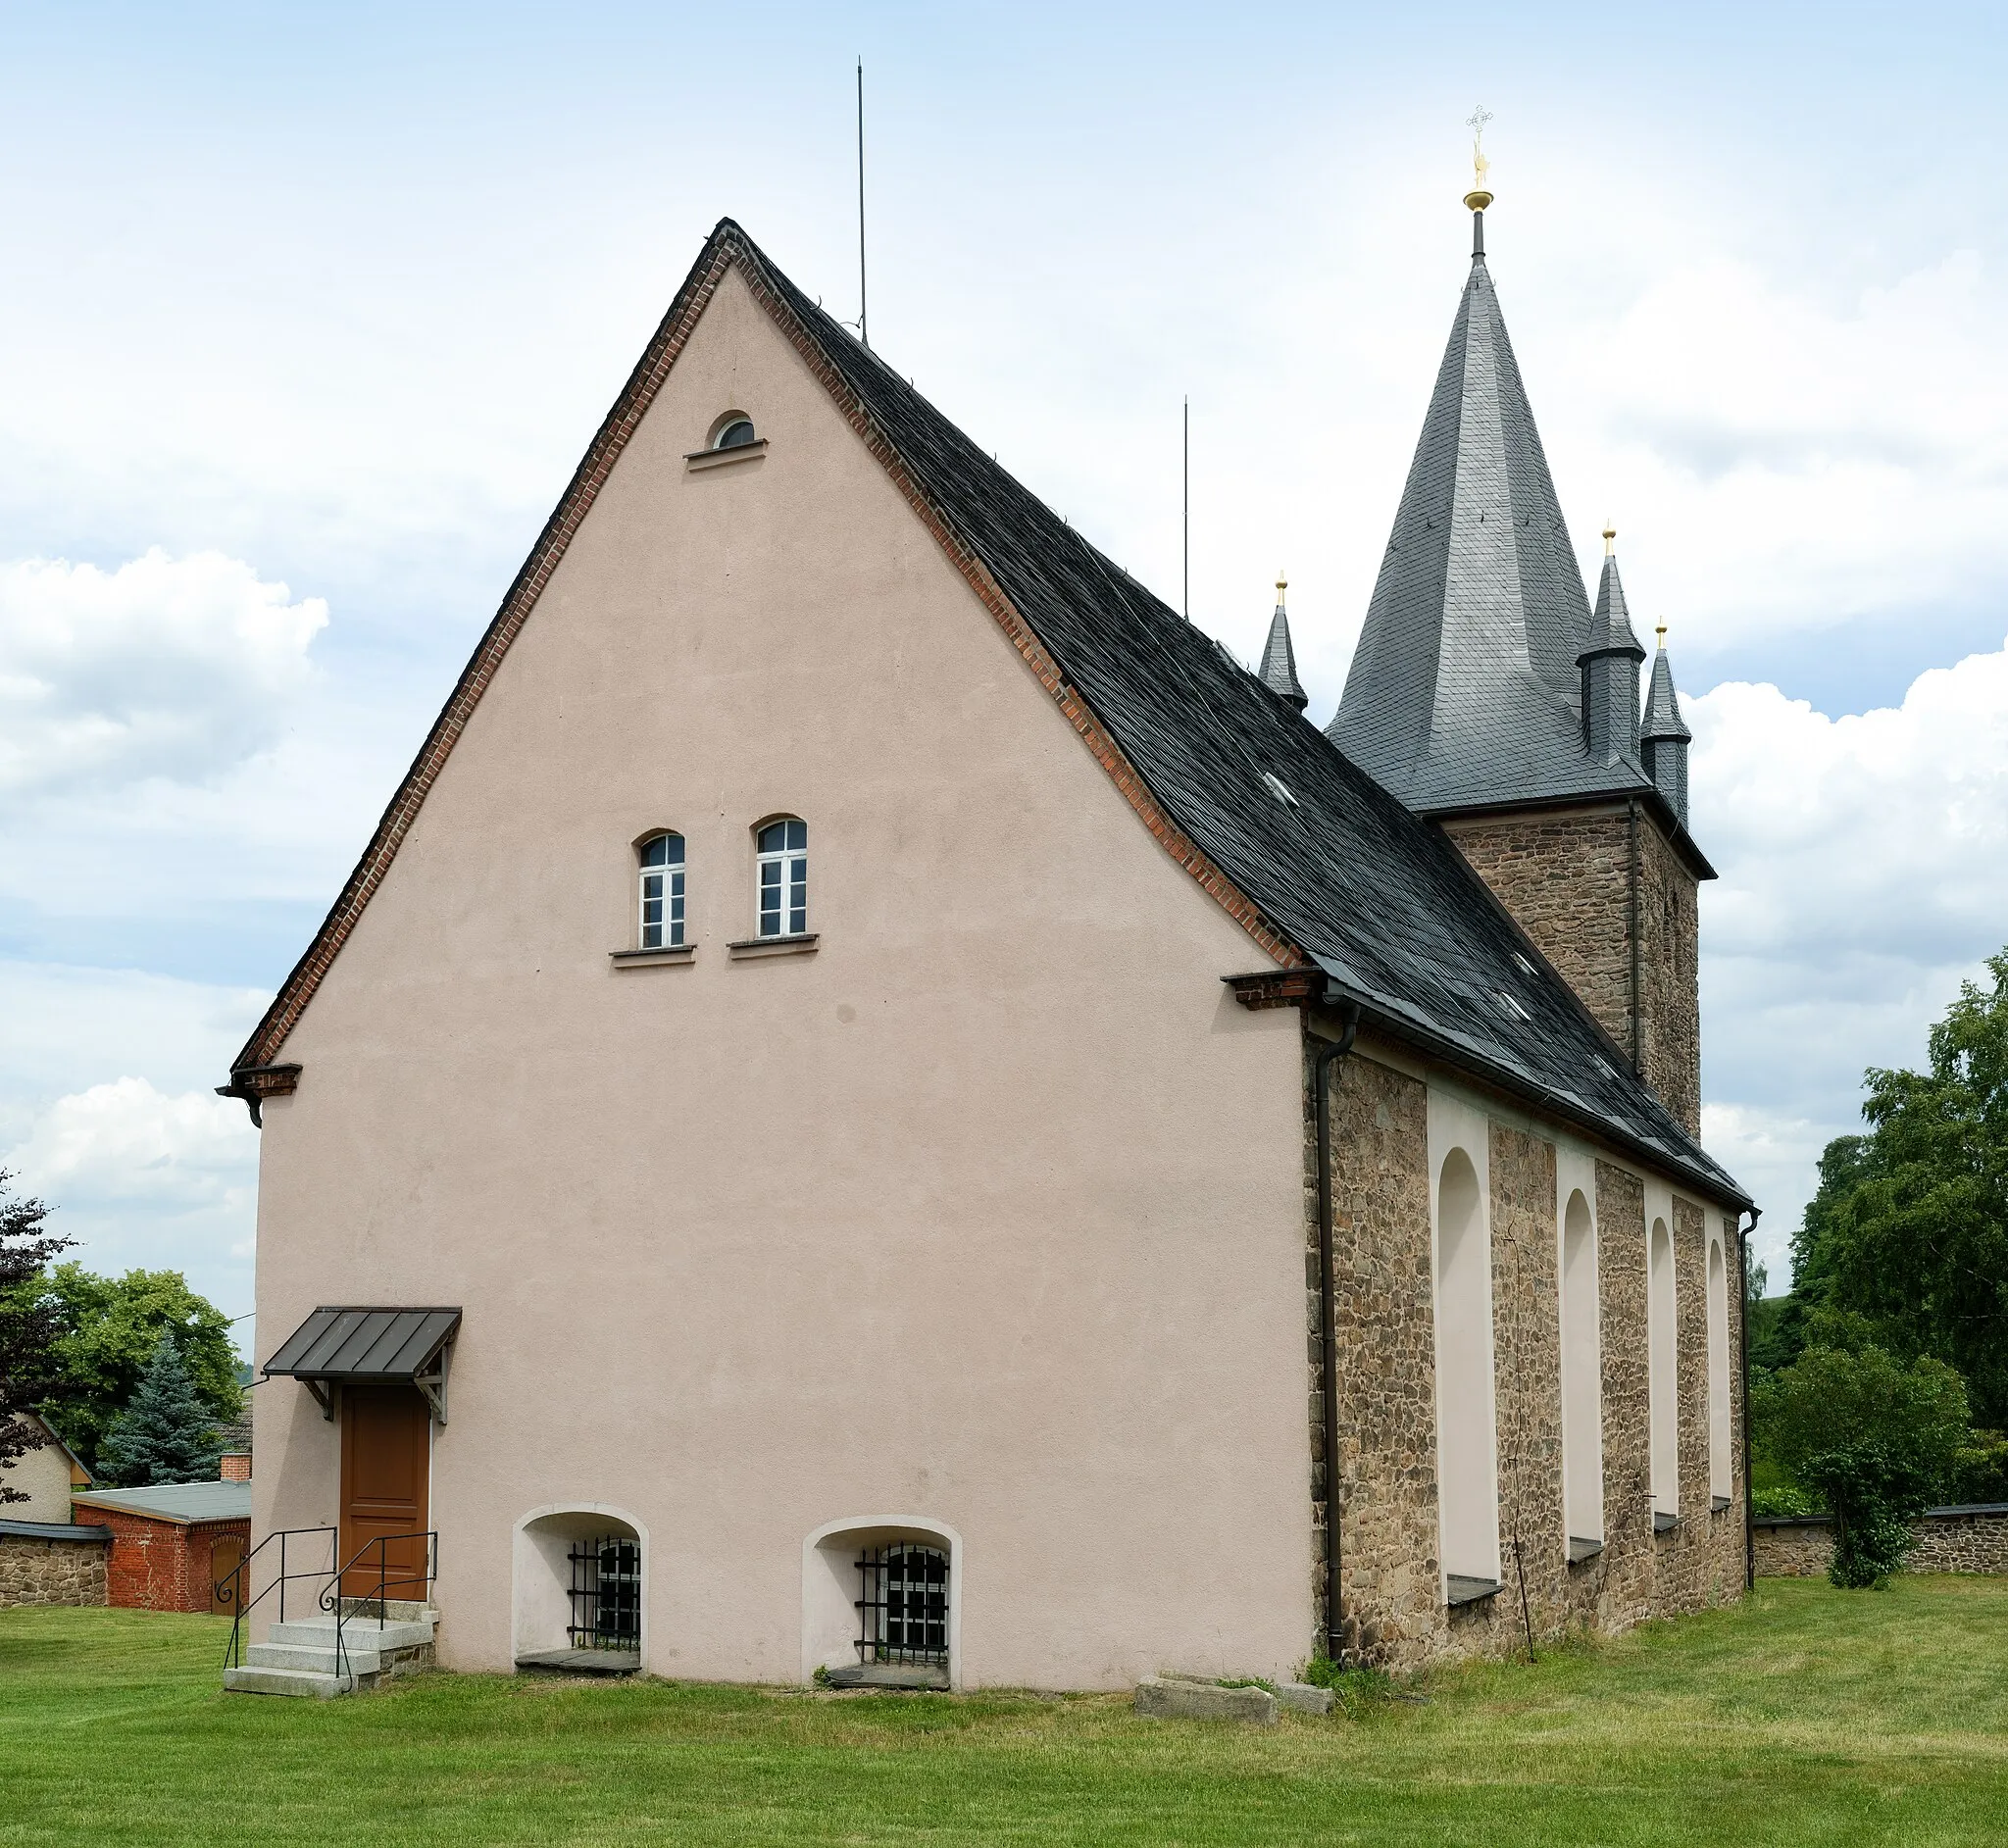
[1580,528,1647,768]
[1258,575,1309,712]
[1641,624,1693,826]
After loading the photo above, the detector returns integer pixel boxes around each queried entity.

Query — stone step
[270,1617,434,1652]
[246,1641,383,1676]
[224,1665,353,1699]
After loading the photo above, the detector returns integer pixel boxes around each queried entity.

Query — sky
[3,1,2006,1346]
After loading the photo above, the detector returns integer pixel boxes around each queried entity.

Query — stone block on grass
[1133,1676,1278,1723]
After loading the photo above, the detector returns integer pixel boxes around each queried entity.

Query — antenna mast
[856,59,869,348]
[1182,395,1189,621]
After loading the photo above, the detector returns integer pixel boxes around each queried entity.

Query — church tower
[1327,176,1709,1133]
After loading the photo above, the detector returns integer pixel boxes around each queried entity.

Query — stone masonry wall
[0,1532,108,1610]
[1318,1042,1745,1673]
[1438,805,1700,1136]
[1755,1508,2008,1578]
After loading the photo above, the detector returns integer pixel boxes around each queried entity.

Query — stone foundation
[0,1527,110,1609]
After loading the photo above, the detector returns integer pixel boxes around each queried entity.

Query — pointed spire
[1641,623,1693,825]
[1330,205,1653,815]
[1258,574,1309,711]
[1577,533,1647,768]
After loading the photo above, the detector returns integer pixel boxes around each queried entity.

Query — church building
[223,186,1751,1693]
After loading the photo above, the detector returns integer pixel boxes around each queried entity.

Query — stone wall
[1755,1506,2008,1578]
[1438,804,1700,1135]
[0,1530,109,1609]
[1319,1041,1745,1673]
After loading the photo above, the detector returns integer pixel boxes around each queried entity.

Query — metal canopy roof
[264,1307,462,1422]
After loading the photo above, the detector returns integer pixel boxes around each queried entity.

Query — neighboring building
[73,1482,252,1615]
[217,1385,255,1481]
[224,195,1750,1689]
[0,1413,93,1523]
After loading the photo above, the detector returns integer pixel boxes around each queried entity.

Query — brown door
[339,1384,431,1601]
[209,1532,245,1614]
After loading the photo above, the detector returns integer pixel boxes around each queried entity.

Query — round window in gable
[712,415,757,451]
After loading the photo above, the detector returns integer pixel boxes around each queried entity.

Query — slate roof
[1582,554,1646,666]
[226,218,1745,1210]
[74,1480,251,1525]
[1328,223,1664,818]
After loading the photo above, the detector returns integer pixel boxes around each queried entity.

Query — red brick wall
[98,1510,252,1614]
[220,1454,251,1482]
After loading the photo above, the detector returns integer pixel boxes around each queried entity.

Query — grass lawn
[2,1578,2005,1846]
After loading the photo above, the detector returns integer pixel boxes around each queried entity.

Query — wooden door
[339,1384,431,1601]
[209,1532,245,1614]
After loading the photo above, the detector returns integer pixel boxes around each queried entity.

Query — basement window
[856,1542,949,1667]
[568,1533,642,1652]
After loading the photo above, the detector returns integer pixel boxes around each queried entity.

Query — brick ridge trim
[231,222,1295,1074]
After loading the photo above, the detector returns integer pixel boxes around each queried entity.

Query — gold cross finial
[1464,106,1494,211]
[1276,572,1287,608]
[1602,523,1616,557]
[1656,621,1668,649]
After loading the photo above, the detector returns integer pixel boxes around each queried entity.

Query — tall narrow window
[1707,1233,1732,1506]
[1649,1218,1680,1527]
[638,833,685,948]
[756,819,807,937]
[1434,1146,1499,1599]
[1561,1189,1603,1556]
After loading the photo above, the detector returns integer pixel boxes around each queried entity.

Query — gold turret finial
[1276,572,1287,608]
[1464,105,1494,212]
[1602,523,1616,557]
[1656,621,1668,649]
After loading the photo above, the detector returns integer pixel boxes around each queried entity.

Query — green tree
[1759,1342,1971,1586]
[0,1173,74,1504]
[95,1331,225,1485]
[3,1263,239,1473]
[1793,953,2008,1427]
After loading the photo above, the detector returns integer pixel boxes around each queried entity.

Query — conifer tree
[96,1331,224,1485]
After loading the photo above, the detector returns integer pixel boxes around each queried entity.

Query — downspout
[1627,798,1644,1075]
[1740,1205,1762,1591]
[1313,1000,1362,1665]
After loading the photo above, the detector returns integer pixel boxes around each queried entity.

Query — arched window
[802,1518,961,1690]
[1649,1218,1680,1527]
[713,414,757,450]
[637,833,685,949]
[1560,1188,1603,1555]
[1434,1146,1499,1599]
[1707,1233,1732,1507]
[756,819,807,937]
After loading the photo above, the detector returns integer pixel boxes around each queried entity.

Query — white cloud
[1691,639,2008,1274]
[7,1076,257,1213]
[0,548,326,797]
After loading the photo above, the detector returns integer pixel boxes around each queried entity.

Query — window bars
[756,819,807,936]
[854,1542,948,1666]
[639,833,685,949]
[566,1535,642,1650]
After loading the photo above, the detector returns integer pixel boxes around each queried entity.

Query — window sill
[1445,1575,1501,1608]
[1652,1511,1682,1535]
[728,932,820,960]
[1711,1495,1734,1514]
[683,439,769,472]
[1567,1535,1605,1565]
[610,946,695,967]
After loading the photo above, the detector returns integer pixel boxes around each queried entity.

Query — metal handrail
[216,1525,338,1673]
[319,1530,438,1684]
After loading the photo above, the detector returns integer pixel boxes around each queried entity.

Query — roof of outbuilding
[226,218,1746,1210]
[73,1480,251,1526]
[1327,231,1665,820]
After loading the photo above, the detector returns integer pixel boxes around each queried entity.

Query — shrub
[1761,1343,1971,1587]
[1751,1484,1819,1520]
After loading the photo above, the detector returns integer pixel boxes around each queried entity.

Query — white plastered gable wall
[248,258,1315,1687]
